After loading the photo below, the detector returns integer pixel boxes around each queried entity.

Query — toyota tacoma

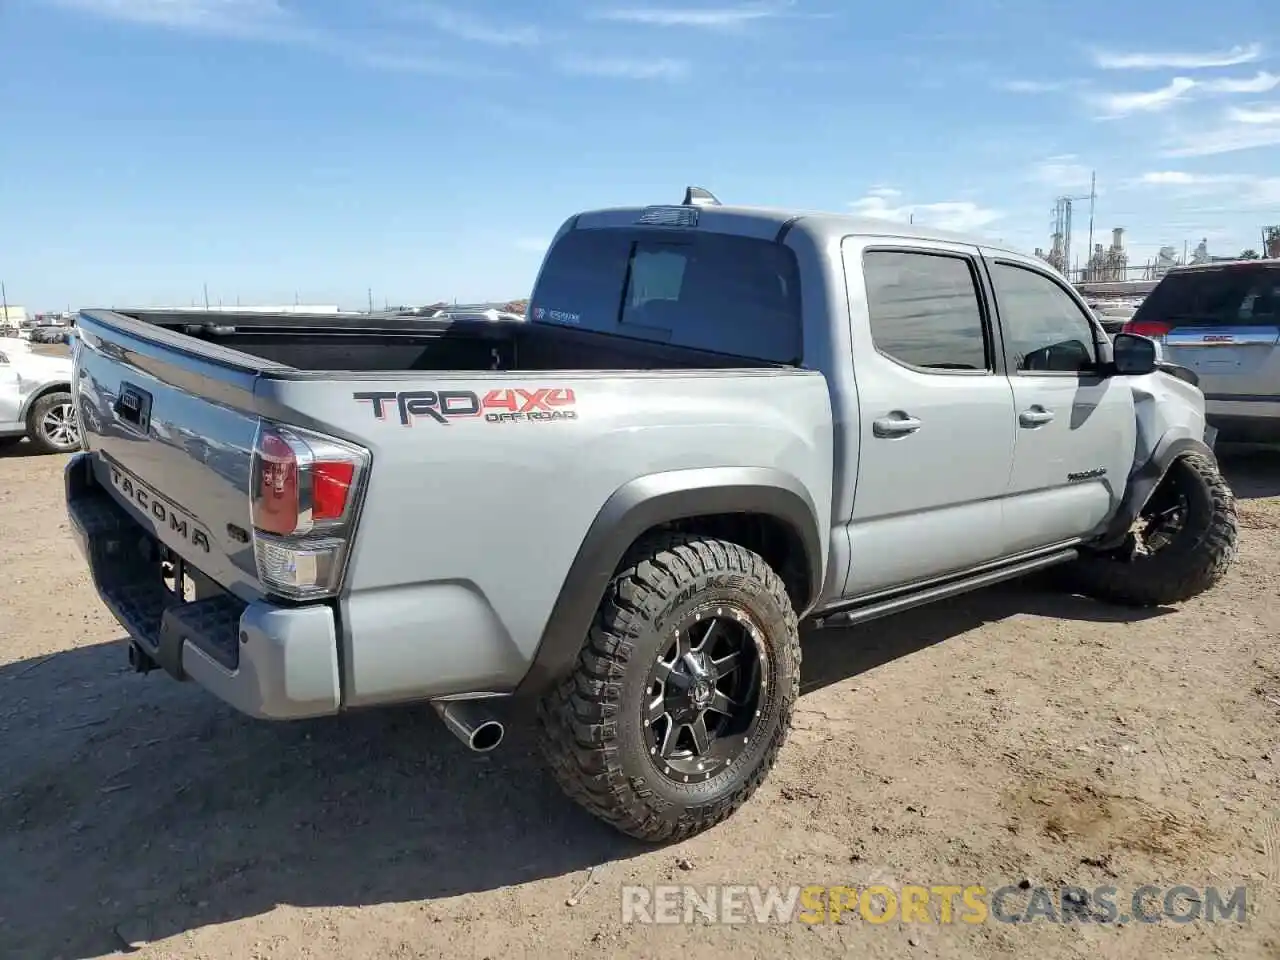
[64,188,1238,842]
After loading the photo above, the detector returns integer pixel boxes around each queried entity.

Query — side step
[811,548,1078,629]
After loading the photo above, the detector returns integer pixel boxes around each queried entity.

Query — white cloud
[1091,43,1261,70]
[1095,77,1196,118]
[1203,71,1280,94]
[1228,104,1280,124]
[47,0,291,36]
[1164,117,1280,156]
[999,79,1067,94]
[1030,155,1094,190]
[407,6,540,46]
[849,193,1002,234]
[1135,170,1280,205]
[595,3,785,29]
[43,0,512,74]
[1138,171,1210,185]
[557,57,689,80]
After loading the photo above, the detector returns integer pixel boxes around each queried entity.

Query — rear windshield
[529,227,803,363]
[1134,262,1280,326]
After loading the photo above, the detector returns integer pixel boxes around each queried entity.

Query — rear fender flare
[514,466,823,697]
[1095,431,1216,548]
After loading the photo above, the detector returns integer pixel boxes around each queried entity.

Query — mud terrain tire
[537,533,801,843]
[1069,452,1238,607]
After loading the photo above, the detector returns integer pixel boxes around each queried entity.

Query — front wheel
[537,534,801,843]
[25,391,81,455]
[1068,452,1239,607]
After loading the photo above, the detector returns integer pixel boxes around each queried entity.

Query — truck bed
[100,308,794,374]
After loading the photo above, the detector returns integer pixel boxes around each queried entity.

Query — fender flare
[18,379,72,423]
[1094,431,1216,549]
[514,466,824,697]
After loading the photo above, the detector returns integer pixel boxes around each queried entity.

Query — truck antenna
[683,186,721,207]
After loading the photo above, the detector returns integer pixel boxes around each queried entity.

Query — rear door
[839,237,1018,597]
[1130,262,1280,418]
[984,254,1136,552]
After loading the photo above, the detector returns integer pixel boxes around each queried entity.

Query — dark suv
[1126,259,1280,442]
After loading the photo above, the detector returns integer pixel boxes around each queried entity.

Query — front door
[983,254,1136,553]
[839,237,1018,598]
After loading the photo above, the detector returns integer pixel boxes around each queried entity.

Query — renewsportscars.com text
[620,883,1248,926]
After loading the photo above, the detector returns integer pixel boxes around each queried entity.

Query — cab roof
[565,186,1032,259]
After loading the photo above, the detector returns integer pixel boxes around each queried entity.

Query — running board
[810,548,1079,629]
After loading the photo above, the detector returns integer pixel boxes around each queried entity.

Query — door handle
[872,414,923,437]
[1019,407,1054,427]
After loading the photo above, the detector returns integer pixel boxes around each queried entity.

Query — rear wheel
[1068,452,1238,606]
[537,534,800,843]
[25,391,81,455]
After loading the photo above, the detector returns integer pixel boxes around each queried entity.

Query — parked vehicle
[1125,259,1280,442]
[64,189,1237,843]
[0,337,81,454]
[28,324,72,345]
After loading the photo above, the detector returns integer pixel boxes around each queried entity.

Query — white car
[0,336,81,454]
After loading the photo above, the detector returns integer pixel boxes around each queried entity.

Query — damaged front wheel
[1068,452,1239,607]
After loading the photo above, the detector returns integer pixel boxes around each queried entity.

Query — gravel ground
[1,441,1278,959]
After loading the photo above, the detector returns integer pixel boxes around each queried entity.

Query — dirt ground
[2,441,1279,960]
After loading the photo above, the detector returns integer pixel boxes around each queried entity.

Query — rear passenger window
[862,250,989,371]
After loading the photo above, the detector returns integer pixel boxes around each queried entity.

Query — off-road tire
[25,391,81,455]
[537,533,801,843]
[1068,452,1238,607]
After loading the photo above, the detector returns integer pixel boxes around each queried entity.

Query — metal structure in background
[1039,173,1097,277]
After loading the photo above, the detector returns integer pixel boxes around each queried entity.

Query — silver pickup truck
[65,188,1237,843]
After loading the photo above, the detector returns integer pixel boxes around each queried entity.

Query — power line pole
[203,283,210,310]
[1,281,8,325]
[1086,170,1096,274]
[367,287,373,313]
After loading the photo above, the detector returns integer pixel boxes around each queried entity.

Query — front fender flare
[514,466,823,697]
[1094,431,1216,549]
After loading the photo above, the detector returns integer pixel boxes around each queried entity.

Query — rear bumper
[1204,398,1280,443]
[64,452,341,720]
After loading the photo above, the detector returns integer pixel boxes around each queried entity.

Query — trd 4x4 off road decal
[354,387,578,425]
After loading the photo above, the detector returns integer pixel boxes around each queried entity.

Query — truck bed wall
[121,313,778,373]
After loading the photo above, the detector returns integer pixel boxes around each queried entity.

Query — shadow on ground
[0,578,1163,957]
[1218,442,1280,500]
[0,438,67,459]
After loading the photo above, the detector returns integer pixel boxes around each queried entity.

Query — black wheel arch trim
[1094,434,1216,549]
[19,381,73,423]
[515,466,823,697]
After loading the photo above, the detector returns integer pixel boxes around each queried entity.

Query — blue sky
[2,0,1278,311]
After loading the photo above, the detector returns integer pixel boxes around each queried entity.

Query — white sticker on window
[533,306,580,325]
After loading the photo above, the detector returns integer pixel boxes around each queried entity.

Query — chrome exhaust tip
[431,699,505,753]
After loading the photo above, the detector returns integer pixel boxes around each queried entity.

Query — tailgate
[1162,324,1280,400]
[72,310,271,601]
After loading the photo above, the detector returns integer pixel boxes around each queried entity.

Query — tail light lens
[249,421,370,600]
[1123,320,1171,339]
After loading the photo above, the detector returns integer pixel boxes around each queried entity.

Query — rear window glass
[1135,263,1280,326]
[530,227,803,363]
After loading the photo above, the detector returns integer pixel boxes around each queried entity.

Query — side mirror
[1112,332,1157,376]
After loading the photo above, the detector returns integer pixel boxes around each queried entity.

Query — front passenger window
[991,262,1099,373]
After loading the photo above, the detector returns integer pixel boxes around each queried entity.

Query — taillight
[1123,320,1171,339]
[249,421,370,600]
